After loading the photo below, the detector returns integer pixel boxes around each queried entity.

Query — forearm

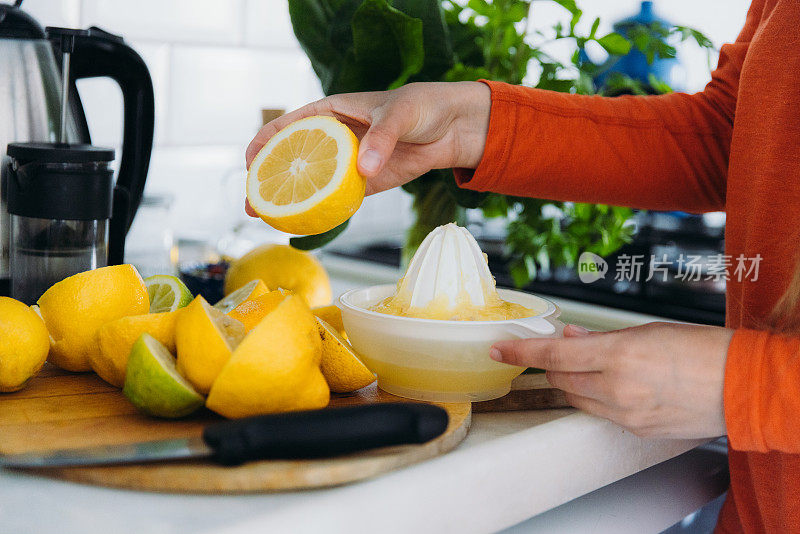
[458,80,732,213]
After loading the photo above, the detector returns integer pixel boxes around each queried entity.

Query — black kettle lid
[0,2,46,40]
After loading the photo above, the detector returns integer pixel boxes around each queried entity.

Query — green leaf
[647,73,673,94]
[599,72,649,96]
[480,194,509,218]
[589,17,600,38]
[507,2,529,23]
[444,62,492,82]
[551,0,580,15]
[568,9,583,35]
[443,4,484,66]
[351,0,425,90]
[509,256,536,288]
[392,0,455,81]
[596,32,632,55]
[289,219,350,250]
[466,0,491,16]
[327,48,371,94]
[288,0,359,94]
[442,168,488,209]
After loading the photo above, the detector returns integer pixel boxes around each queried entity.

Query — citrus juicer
[396,223,496,311]
[338,224,565,402]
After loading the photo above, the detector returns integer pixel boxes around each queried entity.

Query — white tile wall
[165,46,317,146]
[81,0,246,45]
[20,0,751,247]
[19,0,81,28]
[243,0,301,50]
[143,145,244,240]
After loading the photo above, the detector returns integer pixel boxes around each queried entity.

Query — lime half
[145,275,193,313]
[123,333,204,418]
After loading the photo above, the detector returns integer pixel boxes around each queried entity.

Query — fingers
[562,392,615,421]
[357,100,419,178]
[245,94,365,169]
[546,371,606,398]
[490,334,609,371]
[563,324,591,337]
[246,100,331,169]
[245,91,394,169]
[244,198,257,218]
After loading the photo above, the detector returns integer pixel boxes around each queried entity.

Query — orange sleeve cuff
[725,329,800,453]
[454,80,522,192]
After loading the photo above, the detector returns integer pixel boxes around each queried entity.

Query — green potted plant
[288,0,713,286]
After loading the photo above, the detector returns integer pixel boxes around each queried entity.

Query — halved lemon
[246,115,366,236]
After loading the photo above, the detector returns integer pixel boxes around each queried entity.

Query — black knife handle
[202,403,449,466]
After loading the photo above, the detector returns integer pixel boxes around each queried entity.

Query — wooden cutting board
[473,372,569,413]
[0,365,471,494]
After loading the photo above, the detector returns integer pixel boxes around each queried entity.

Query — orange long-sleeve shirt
[457,1,800,531]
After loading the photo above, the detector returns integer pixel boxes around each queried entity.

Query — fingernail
[489,348,502,362]
[570,325,590,335]
[359,149,382,174]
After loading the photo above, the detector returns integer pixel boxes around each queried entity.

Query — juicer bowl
[338,284,565,402]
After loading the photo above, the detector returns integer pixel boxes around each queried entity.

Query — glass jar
[125,193,176,278]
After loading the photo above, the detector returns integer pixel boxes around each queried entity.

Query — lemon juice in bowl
[339,224,564,402]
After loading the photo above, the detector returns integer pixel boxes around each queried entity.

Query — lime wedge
[123,333,204,418]
[145,275,193,313]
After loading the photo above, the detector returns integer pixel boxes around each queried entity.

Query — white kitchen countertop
[0,254,727,533]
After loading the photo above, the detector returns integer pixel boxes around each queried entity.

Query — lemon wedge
[213,279,268,314]
[246,115,366,235]
[92,311,180,388]
[175,296,245,394]
[228,289,290,332]
[312,304,346,338]
[206,295,328,418]
[316,318,375,393]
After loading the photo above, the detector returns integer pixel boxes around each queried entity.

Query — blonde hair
[768,264,800,333]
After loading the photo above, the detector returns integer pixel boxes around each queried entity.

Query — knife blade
[0,402,449,469]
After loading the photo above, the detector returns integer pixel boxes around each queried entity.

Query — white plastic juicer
[339,223,565,402]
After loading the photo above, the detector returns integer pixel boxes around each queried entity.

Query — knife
[0,403,449,469]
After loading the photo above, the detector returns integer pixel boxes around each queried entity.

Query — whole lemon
[37,265,149,372]
[224,244,331,308]
[0,297,50,392]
